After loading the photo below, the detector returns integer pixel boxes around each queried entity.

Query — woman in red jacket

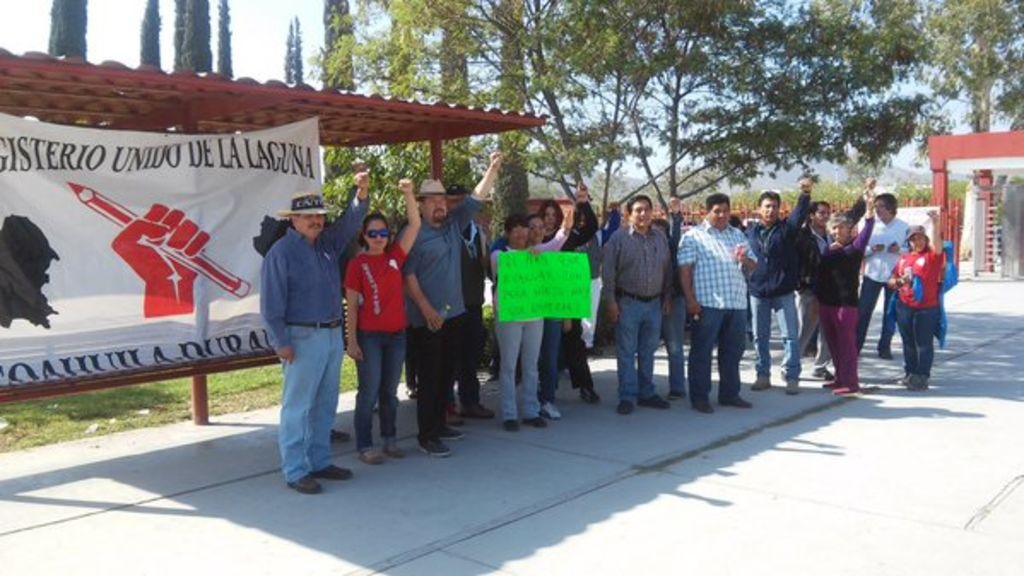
[888,211,945,391]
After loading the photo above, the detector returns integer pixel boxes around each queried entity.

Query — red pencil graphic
[69,182,251,298]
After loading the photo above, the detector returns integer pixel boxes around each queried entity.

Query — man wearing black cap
[404,152,503,457]
[445,183,496,422]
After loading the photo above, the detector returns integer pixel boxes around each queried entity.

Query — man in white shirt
[856,192,908,358]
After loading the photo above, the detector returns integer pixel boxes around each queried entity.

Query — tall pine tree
[285,19,296,83]
[48,0,88,59]
[140,0,161,68]
[292,17,304,84]
[180,0,212,72]
[174,0,186,70]
[285,17,304,84]
[217,0,232,78]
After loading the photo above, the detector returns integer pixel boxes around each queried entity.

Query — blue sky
[1,1,943,178]
[0,0,325,83]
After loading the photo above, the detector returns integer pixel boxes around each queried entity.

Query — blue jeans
[538,318,563,404]
[895,301,940,378]
[688,307,746,405]
[616,297,663,402]
[750,292,801,381]
[661,295,687,395]
[857,277,897,353]
[354,330,406,451]
[279,325,343,483]
[495,320,543,420]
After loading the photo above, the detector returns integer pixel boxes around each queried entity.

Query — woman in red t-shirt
[344,179,421,464]
[888,210,946,391]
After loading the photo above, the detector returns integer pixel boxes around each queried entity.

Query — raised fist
[112,204,208,318]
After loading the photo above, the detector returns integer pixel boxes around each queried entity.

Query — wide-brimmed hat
[418,179,446,198]
[907,224,928,240]
[276,192,329,217]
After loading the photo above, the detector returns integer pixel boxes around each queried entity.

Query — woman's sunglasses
[365,229,390,239]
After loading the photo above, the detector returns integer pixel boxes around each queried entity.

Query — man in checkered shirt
[678,193,757,414]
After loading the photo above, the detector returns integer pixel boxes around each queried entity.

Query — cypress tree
[140,0,161,68]
[181,0,212,72]
[48,0,88,59]
[292,17,304,84]
[217,0,232,78]
[285,19,295,83]
[174,0,185,70]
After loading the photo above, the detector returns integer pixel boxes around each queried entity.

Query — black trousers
[452,304,484,407]
[410,314,465,443]
[562,319,595,391]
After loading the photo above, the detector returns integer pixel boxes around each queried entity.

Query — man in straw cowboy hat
[261,172,369,494]
[403,152,502,457]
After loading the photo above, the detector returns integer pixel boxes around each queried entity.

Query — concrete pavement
[0,279,1021,575]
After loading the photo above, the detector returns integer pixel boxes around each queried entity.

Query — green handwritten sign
[496,251,591,322]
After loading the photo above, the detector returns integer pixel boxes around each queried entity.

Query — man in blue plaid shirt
[678,193,757,414]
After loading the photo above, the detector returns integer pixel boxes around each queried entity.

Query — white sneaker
[540,402,562,420]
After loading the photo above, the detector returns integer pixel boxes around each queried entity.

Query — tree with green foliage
[923,0,1024,133]
[48,0,88,59]
[920,0,1024,258]
[322,0,356,91]
[174,0,186,70]
[179,0,212,73]
[285,18,305,84]
[217,0,232,78]
[140,0,161,68]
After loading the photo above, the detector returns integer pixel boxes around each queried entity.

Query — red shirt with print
[344,245,408,333]
[894,251,945,310]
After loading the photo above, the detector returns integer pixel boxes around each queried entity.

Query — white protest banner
[0,113,321,387]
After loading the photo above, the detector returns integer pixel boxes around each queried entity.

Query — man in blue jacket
[747,179,812,395]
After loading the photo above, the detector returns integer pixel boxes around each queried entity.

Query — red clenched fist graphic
[112,204,207,318]
[69,183,251,319]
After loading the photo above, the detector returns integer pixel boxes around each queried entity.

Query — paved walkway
[1,279,1021,575]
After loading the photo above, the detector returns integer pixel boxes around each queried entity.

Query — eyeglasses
[365,229,390,239]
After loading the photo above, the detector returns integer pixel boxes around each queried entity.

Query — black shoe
[503,419,520,432]
[667,391,687,401]
[418,439,451,457]
[637,395,670,409]
[691,401,714,414]
[616,400,634,415]
[330,429,351,443]
[522,416,548,428]
[579,387,601,404]
[719,397,753,409]
[287,475,322,494]
[812,368,835,381]
[439,426,464,441]
[878,349,893,360]
[311,464,353,481]
[461,404,496,419]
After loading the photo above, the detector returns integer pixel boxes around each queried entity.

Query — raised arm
[396,178,421,255]
[929,210,944,255]
[473,151,504,200]
[323,171,370,253]
[788,178,813,229]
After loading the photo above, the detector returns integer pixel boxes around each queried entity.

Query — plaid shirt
[677,222,749,310]
[601,225,672,301]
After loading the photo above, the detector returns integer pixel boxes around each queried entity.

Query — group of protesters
[260,152,948,494]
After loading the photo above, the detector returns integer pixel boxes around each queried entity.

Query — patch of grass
[0,359,360,453]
